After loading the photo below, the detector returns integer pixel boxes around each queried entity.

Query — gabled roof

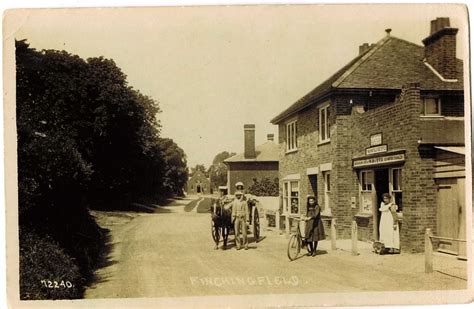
[271,35,464,124]
[224,141,279,163]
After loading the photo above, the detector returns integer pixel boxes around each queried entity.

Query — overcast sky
[10,4,467,167]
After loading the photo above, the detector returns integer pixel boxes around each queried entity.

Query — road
[84,196,467,298]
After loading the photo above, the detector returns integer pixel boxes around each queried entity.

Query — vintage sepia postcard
[3,2,473,308]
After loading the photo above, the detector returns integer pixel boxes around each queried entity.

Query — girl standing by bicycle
[305,196,325,257]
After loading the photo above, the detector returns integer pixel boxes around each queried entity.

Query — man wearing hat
[231,189,249,250]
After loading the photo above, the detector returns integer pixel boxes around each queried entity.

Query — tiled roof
[271,35,464,124]
[224,141,279,163]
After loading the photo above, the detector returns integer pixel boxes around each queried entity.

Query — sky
[8,4,468,168]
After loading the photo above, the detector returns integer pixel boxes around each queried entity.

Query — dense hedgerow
[247,177,279,197]
[19,227,83,300]
[16,39,188,299]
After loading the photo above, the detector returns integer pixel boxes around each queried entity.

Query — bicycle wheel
[287,234,301,261]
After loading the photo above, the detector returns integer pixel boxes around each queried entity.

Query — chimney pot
[244,124,256,159]
[385,28,392,36]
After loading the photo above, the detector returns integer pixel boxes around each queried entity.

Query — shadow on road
[88,229,118,286]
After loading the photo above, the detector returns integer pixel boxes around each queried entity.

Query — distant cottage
[271,18,465,253]
[224,124,279,195]
[186,171,210,195]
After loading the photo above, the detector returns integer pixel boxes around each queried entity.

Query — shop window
[421,97,441,116]
[359,170,374,214]
[319,104,330,143]
[286,120,298,152]
[283,180,300,214]
[390,168,403,212]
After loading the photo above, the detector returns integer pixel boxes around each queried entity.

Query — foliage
[16,39,188,299]
[191,164,208,177]
[19,227,83,300]
[208,151,236,189]
[247,177,279,197]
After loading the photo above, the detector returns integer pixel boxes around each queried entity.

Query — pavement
[85,195,468,299]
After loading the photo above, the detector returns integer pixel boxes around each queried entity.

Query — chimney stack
[244,124,256,159]
[422,17,458,79]
[267,134,274,142]
[359,43,369,55]
[359,43,375,55]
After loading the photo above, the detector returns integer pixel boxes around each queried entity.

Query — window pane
[295,122,298,148]
[321,109,326,139]
[287,124,291,150]
[327,107,330,138]
[291,123,295,149]
[425,98,439,114]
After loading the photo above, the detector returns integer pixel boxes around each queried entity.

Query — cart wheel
[211,219,219,243]
[287,234,301,261]
[253,208,260,242]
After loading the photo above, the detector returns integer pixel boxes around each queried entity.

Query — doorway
[374,169,389,239]
[196,184,201,194]
[436,177,466,255]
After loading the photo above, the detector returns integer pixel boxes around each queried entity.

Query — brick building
[186,171,210,195]
[224,124,279,195]
[270,18,465,253]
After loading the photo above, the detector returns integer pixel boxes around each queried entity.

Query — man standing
[231,190,249,250]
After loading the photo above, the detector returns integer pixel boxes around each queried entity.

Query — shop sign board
[366,144,388,155]
[353,153,405,168]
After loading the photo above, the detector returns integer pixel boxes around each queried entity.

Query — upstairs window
[286,120,298,152]
[319,104,330,143]
[421,97,441,116]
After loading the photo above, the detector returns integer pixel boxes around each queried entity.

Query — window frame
[390,168,403,212]
[359,170,374,214]
[283,180,300,215]
[286,120,298,153]
[319,103,330,143]
[322,171,331,215]
[421,96,441,116]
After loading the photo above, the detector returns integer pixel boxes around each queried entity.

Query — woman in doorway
[379,193,400,253]
[305,196,325,257]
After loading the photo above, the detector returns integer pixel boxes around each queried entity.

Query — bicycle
[287,217,312,261]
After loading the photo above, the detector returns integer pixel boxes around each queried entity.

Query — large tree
[208,151,236,189]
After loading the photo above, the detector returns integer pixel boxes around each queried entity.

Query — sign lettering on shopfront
[366,144,387,155]
[353,153,405,168]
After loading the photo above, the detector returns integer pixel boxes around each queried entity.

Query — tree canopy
[16,39,188,299]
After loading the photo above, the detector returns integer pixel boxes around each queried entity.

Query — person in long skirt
[379,193,400,253]
[305,196,325,257]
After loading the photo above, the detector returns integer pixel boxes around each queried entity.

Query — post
[425,228,433,273]
[285,215,290,238]
[276,210,281,233]
[331,218,337,250]
[351,220,358,256]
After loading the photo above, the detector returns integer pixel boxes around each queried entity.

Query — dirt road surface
[85,196,467,298]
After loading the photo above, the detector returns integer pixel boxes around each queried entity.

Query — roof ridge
[332,36,391,88]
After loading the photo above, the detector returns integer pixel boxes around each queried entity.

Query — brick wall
[278,100,335,216]
[349,83,437,252]
[277,84,454,252]
[228,162,278,194]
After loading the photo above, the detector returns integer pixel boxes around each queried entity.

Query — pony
[211,197,233,249]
